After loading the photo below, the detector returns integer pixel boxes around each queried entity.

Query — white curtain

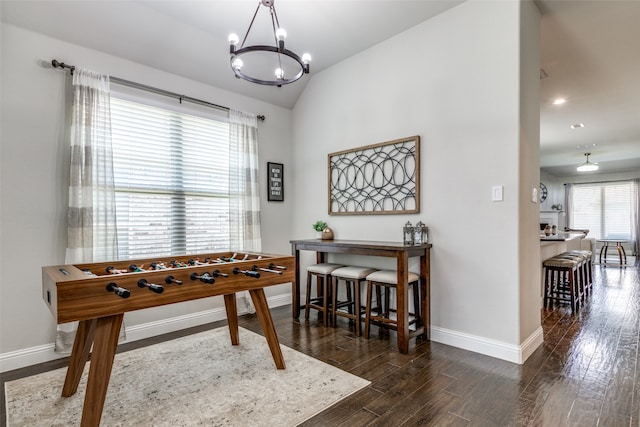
[229,110,262,314]
[564,183,574,229]
[56,68,121,353]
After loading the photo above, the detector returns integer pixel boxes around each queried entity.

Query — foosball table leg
[62,318,97,397]
[80,313,124,427]
[249,289,285,370]
[224,294,239,346]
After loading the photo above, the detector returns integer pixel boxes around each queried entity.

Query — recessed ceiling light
[553,98,567,105]
[570,123,585,129]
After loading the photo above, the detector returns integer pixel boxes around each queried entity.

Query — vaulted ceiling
[2,0,639,177]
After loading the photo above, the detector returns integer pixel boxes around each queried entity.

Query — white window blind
[110,97,230,259]
[570,181,634,240]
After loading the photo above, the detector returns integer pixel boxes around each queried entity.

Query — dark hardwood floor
[2,261,638,426]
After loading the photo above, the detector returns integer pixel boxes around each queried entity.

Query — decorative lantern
[413,221,423,245]
[403,221,414,245]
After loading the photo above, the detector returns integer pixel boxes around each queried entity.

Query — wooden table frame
[290,239,431,353]
[61,291,282,427]
[43,252,293,427]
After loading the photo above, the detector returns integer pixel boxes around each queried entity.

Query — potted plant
[312,220,327,239]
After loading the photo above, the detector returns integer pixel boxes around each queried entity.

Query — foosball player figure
[106,266,127,274]
[129,264,147,272]
[149,262,167,270]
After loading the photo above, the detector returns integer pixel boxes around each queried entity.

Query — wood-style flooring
[2,261,639,426]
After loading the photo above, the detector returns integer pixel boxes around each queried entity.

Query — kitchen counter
[540,232,585,261]
[540,232,585,242]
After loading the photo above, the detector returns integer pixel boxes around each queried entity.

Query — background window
[570,181,634,240]
[110,97,230,259]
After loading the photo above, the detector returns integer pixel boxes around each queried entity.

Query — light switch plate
[492,185,503,202]
[531,187,538,203]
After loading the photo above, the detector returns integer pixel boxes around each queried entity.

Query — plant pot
[322,227,334,240]
[316,231,323,239]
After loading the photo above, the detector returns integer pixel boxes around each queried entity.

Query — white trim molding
[430,325,544,365]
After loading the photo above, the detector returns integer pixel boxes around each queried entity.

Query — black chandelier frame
[229,0,310,87]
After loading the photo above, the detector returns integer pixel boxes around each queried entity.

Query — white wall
[518,0,543,353]
[291,0,541,362]
[1,0,545,370]
[0,23,293,369]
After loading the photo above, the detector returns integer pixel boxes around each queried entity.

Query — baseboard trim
[430,325,543,365]
[1,293,292,373]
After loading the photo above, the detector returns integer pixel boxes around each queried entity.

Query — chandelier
[576,152,599,172]
[228,0,311,87]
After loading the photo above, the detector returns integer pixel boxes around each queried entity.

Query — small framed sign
[267,162,284,201]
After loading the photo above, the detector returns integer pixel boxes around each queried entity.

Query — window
[570,181,635,240]
[110,96,231,259]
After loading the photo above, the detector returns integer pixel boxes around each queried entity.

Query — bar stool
[553,252,587,302]
[364,270,421,339]
[566,250,593,296]
[305,263,344,326]
[542,255,581,312]
[330,266,377,336]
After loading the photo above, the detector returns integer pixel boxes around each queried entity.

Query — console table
[290,239,431,353]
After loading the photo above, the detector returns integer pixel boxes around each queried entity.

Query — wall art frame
[328,135,420,215]
[267,162,284,202]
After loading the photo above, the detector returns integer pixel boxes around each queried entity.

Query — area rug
[5,327,370,426]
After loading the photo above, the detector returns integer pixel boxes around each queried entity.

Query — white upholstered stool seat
[365,270,420,284]
[307,263,345,275]
[364,270,421,339]
[330,266,377,336]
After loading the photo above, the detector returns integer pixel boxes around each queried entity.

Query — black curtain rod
[564,178,636,185]
[51,60,265,121]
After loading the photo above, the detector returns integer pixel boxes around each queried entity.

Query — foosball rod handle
[252,265,282,275]
[233,267,260,278]
[189,272,215,284]
[106,283,130,298]
[137,279,164,294]
[268,263,287,270]
[165,275,183,285]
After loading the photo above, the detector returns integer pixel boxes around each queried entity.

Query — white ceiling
[537,0,640,177]
[2,0,639,177]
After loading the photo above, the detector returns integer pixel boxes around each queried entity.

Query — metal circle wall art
[328,136,420,215]
[540,182,548,203]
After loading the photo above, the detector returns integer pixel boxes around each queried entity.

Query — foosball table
[42,251,294,427]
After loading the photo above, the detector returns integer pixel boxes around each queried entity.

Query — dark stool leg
[354,280,362,336]
[321,275,329,327]
[412,281,421,327]
[305,270,312,320]
[364,280,373,339]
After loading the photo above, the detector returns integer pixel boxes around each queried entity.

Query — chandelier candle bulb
[228,33,239,52]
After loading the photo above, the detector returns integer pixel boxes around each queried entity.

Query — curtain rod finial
[51,59,75,75]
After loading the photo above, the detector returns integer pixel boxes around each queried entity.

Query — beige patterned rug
[5,327,370,426]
